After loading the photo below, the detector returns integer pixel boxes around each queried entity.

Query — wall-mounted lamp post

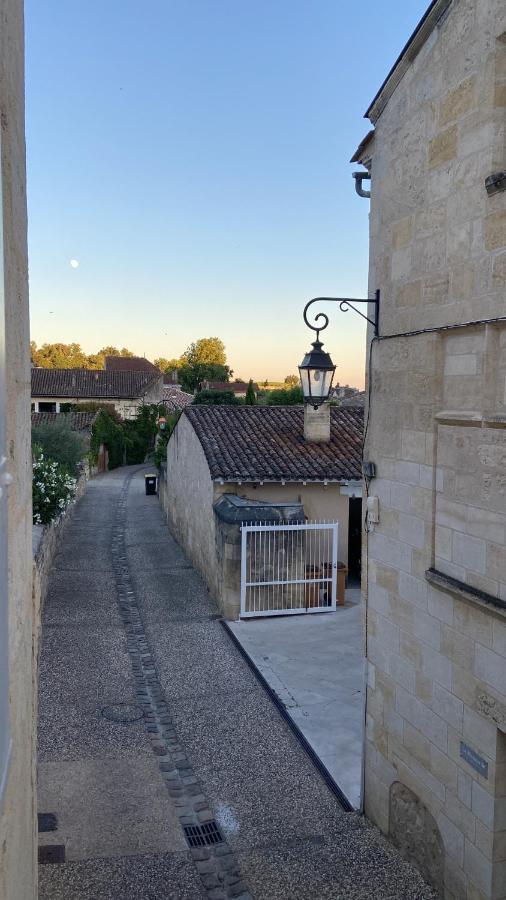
[298,290,380,408]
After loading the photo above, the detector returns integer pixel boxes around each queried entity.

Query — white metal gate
[240,521,338,618]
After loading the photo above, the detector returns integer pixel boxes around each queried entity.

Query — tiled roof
[31,368,161,399]
[184,405,363,483]
[341,391,366,408]
[161,386,193,413]
[105,356,157,372]
[31,411,99,432]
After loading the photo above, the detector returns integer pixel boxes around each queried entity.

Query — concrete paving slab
[228,594,365,809]
[38,757,187,860]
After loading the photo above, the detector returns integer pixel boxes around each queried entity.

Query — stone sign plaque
[460,741,489,778]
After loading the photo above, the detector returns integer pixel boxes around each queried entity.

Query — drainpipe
[352,172,371,198]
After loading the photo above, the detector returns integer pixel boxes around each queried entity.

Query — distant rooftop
[31,410,99,432]
[184,405,363,483]
[31,368,161,400]
[161,386,193,413]
[105,355,157,373]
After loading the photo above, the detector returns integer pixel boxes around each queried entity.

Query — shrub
[193,390,242,405]
[154,412,180,468]
[32,415,86,477]
[90,409,125,469]
[265,386,303,405]
[32,446,77,525]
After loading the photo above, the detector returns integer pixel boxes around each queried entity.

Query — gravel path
[38,466,436,900]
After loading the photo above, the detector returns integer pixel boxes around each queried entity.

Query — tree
[265,386,303,405]
[31,341,89,369]
[154,357,182,373]
[193,390,242,406]
[179,362,232,393]
[284,374,299,387]
[181,337,226,368]
[245,379,256,405]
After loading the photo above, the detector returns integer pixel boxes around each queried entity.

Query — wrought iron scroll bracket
[303,289,380,340]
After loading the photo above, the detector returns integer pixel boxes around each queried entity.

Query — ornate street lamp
[299,290,380,408]
[298,339,336,409]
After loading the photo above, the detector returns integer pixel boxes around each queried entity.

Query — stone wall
[0,2,37,898]
[162,413,225,600]
[362,1,506,898]
[32,472,88,616]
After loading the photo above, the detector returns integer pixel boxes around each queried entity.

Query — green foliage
[123,404,166,464]
[154,357,181,373]
[181,337,226,367]
[178,337,232,392]
[284,374,299,386]
[193,390,242,406]
[265,386,304,405]
[32,416,86,478]
[90,405,169,468]
[32,446,77,525]
[154,412,180,468]
[30,342,135,370]
[179,362,232,393]
[245,379,257,405]
[90,409,126,469]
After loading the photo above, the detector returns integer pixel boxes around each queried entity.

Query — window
[38,402,57,413]
[0,132,10,808]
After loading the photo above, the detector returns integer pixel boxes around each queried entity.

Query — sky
[26,1,428,388]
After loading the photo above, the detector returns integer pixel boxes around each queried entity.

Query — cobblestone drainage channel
[110,471,253,900]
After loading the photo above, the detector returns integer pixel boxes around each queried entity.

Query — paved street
[38,466,436,900]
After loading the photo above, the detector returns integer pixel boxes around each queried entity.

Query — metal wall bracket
[303,289,380,339]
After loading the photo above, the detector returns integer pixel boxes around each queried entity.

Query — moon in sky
[70,258,80,269]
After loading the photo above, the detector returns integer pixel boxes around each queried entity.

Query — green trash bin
[144,474,157,495]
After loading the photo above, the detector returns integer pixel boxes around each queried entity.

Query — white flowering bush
[32,446,77,525]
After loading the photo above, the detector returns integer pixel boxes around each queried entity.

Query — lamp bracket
[303,290,380,339]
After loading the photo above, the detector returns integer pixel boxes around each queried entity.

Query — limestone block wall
[163,414,225,600]
[362,1,506,898]
[0,1,37,898]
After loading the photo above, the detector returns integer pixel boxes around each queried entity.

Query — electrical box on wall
[367,495,380,525]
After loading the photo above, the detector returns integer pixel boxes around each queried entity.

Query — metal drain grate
[38,813,57,833]
[183,821,224,848]
[201,821,224,845]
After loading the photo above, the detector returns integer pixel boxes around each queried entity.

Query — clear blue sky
[26,1,428,387]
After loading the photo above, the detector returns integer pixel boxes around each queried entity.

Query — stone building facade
[0,1,38,898]
[356,1,506,897]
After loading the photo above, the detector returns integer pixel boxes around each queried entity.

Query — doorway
[347,497,362,582]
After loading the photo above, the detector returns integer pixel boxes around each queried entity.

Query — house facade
[356,2,506,898]
[31,368,163,419]
[161,405,363,617]
[0,1,37,897]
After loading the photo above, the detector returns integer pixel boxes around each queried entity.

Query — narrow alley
[37,468,436,900]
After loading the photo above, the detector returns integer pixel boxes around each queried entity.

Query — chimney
[304,403,330,443]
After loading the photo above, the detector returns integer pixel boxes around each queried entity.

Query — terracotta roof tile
[184,405,363,482]
[31,368,161,399]
[31,410,99,432]
[105,356,157,372]
[161,386,193,412]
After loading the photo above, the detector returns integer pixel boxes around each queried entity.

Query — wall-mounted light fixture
[298,291,380,408]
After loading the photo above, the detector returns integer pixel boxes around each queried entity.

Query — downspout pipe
[352,171,371,198]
